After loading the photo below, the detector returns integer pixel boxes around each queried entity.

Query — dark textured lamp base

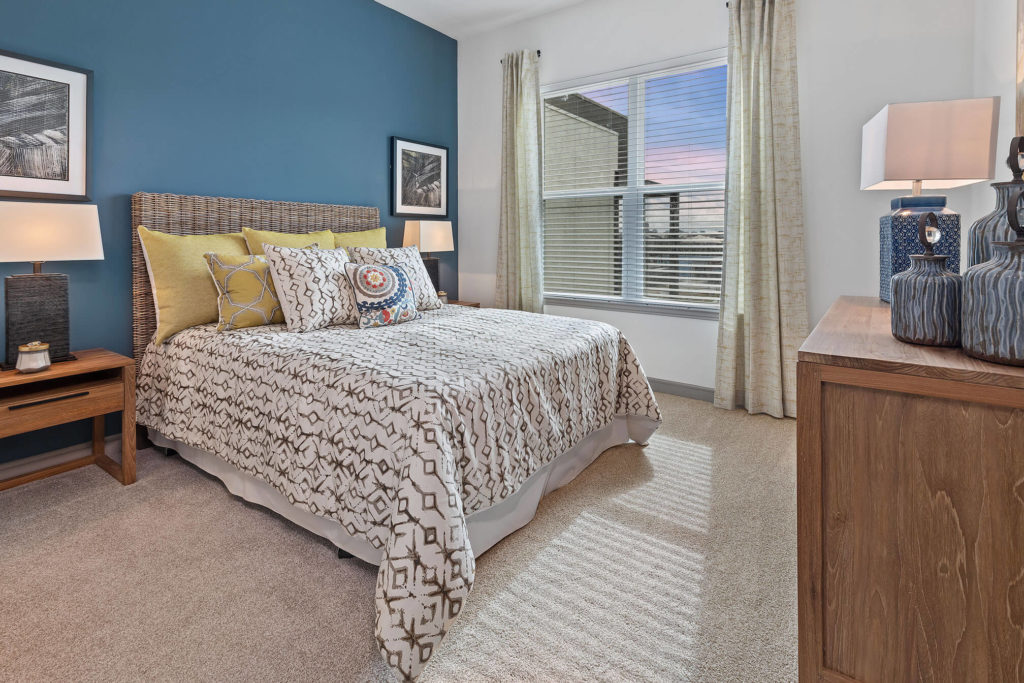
[4,273,75,370]
[421,255,441,293]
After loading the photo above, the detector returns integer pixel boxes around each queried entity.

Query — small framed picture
[0,50,91,200]
[391,136,448,217]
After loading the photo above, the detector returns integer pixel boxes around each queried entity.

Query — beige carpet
[0,394,797,682]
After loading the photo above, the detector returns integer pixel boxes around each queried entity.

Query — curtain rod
[540,46,727,92]
[500,50,541,64]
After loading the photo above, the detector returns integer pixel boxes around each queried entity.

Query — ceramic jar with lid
[967,137,1024,267]
[962,186,1024,365]
[890,212,962,347]
[16,341,52,373]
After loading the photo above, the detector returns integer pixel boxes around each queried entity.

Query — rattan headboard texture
[131,192,380,366]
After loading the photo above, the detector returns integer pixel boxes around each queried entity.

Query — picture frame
[391,136,448,217]
[0,49,91,200]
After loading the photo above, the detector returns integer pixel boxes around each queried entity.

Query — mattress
[137,305,661,680]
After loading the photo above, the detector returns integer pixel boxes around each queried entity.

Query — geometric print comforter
[137,305,661,680]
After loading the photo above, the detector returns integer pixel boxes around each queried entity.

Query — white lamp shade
[403,220,454,253]
[0,202,104,263]
[860,96,1000,191]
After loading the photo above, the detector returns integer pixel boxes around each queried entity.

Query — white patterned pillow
[344,263,421,328]
[347,246,442,310]
[263,244,358,332]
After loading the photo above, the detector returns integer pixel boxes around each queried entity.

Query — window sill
[543,295,720,321]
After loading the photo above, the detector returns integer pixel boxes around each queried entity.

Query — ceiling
[374,0,588,39]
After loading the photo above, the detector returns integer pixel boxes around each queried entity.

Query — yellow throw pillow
[204,253,284,331]
[242,227,336,255]
[333,227,388,251]
[137,226,249,343]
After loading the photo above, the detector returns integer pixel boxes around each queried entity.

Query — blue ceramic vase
[968,138,1024,268]
[967,181,1020,268]
[891,212,962,346]
[962,185,1024,366]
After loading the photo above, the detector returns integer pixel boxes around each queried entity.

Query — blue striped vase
[967,182,1020,268]
[891,256,962,346]
[962,241,1024,365]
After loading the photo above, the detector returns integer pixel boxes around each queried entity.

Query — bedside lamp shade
[403,220,454,253]
[0,202,104,265]
[860,97,1000,191]
[403,220,452,294]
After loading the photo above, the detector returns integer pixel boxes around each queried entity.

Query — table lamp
[403,220,453,293]
[0,202,104,368]
[861,96,999,301]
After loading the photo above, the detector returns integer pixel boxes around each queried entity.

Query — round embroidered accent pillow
[347,246,443,310]
[353,265,401,303]
[344,263,421,328]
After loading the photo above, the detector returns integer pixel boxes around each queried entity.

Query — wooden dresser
[797,296,1024,682]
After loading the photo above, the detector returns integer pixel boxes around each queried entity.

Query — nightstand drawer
[0,378,124,439]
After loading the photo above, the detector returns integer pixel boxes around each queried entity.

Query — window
[541,60,727,315]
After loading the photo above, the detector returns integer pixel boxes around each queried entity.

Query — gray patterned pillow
[264,244,358,332]
[347,246,442,310]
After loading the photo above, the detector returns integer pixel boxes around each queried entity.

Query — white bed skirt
[149,415,658,565]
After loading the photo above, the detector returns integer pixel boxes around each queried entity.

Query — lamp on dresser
[403,219,454,294]
[0,202,104,369]
[860,96,999,301]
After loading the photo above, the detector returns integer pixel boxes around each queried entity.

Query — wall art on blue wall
[0,49,90,200]
[391,136,448,217]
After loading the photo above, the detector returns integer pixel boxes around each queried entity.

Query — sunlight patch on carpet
[455,511,706,679]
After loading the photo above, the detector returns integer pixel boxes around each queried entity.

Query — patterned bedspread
[137,305,661,680]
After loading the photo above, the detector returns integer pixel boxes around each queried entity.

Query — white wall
[796,0,979,323]
[970,0,1017,222]
[544,304,721,387]
[458,0,1011,389]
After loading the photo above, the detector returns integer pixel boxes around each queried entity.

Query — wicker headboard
[131,192,380,367]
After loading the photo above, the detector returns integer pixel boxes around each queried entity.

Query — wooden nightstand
[447,300,480,307]
[0,349,136,491]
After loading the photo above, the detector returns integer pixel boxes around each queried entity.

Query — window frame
[540,51,728,321]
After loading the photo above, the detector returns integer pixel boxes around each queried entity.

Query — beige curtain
[496,50,543,313]
[714,0,808,419]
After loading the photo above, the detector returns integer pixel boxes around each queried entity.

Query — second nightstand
[0,349,136,491]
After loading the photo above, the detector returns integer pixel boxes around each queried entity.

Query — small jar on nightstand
[16,341,51,373]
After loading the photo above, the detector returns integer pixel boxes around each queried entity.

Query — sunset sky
[585,64,727,187]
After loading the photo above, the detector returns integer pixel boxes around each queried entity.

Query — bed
[131,192,662,680]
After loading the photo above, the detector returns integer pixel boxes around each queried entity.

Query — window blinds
[542,62,727,312]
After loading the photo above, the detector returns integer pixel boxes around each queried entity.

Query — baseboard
[0,434,123,483]
[648,377,715,403]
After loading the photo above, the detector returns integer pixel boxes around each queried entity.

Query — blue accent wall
[0,0,458,464]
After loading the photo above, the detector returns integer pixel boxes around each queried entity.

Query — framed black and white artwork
[391,136,448,217]
[0,50,90,200]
